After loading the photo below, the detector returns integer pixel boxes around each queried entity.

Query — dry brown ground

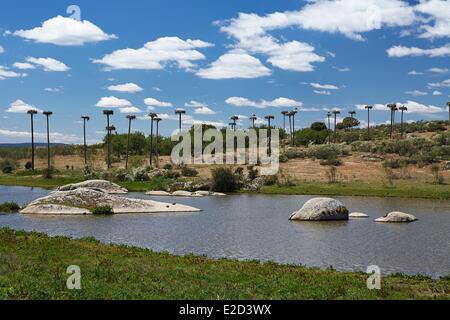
[20,150,450,186]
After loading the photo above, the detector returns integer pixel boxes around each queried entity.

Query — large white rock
[21,188,200,215]
[289,197,349,221]
[349,212,369,218]
[145,191,171,196]
[57,180,128,194]
[375,211,417,223]
[172,190,203,197]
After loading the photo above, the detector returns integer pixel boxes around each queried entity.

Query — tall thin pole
[81,116,90,165]
[149,113,157,166]
[365,106,372,140]
[27,110,37,171]
[447,102,450,131]
[327,112,331,144]
[125,115,135,170]
[43,111,52,171]
[332,110,340,143]
[155,118,161,168]
[103,110,114,169]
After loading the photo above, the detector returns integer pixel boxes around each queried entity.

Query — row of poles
[24,102,450,172]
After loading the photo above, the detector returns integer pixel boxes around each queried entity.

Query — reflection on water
[0,185,449,277]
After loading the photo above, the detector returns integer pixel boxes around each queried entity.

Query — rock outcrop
[145,190,227,197]
[375,211,417,223]
[289,197,349,221]
[57,180,128,194]
[349,212,369,218]
[21,188,200,215]
[145,191,171,196]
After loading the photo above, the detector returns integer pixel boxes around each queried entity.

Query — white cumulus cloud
[107,83,143,93]
[96,96,132,108]
[6,99,42,113]
[94,36,213,71]
[11,15,116,46]
[144,97,173,107]
[196,52,271,79]
[226,97,303,109]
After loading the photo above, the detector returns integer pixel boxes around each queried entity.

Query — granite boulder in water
[289,197,349,221]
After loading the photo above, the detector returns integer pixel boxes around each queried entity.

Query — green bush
[310,122,327,131]
[307,144,348,160]
[295,128,329,146]
[42,167,54,179]
[383,159,408,169]
[211,167,238,192]
[284,149,306,159]
[0,158,17,174]
[263,175,278,186]
[181,166,199,177]
[91,205,114,215]
[133,167,150,181]
[163,163,173,170]
[247,165,259,181]
[320,158,342,166]
[0,202,21,213]
[25,161,32,170]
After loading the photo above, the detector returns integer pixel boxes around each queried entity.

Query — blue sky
[0,0,449,143]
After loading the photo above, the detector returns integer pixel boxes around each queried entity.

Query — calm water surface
[0,185,449,277]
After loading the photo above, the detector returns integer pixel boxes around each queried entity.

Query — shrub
[163,163,173,170]
[0,202,21,213]
[113,168,133,182]
[284,149,306,159]
[0,158,17,174]
[295,128,328,146]
[181,166,199,177]
[91,205,114,215]
[164,170,181,179]
[247,165,259,181]
[25,161,32,170]
[263,175,278,186]
[325,166,337,184]
[83,166,98,180]
[383,158,408,169]
[320,158,342,166]
[211,167,238,192]
[133,167,150,181]
[42,167,54,179]
[307,144,348,160]
[310,122,327,131]
[431,164,444,185]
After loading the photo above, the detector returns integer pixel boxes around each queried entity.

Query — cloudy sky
[0,0,449,143]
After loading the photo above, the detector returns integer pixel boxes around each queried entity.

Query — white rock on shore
[21,188,200,215]
[349,212,369,218]
[57,180,128,194]
[145,191,171,196]
[375,211,417,223]
[289,197,349,221]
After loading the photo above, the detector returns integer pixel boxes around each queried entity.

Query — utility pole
[249,114,257,129]
[125,115,136,170]
[399,105,408,139]
[43,111,53,171]
[27,110,38,171]
[103,110,114,169]
[149,112,157,166]
[154,117,162,168]
[365,106,373,140]
[81,116,90,165]
[332,110,340,143]
[327,112,332,144]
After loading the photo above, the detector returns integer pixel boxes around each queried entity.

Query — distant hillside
[0,143,67,148]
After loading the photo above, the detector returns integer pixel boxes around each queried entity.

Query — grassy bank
[260,182,450,200]
[0,228,448,300]
[1,173,450,199]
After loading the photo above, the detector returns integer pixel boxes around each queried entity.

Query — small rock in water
[289,197,349,221]
[375,211,417,223]
[349,212,369,218]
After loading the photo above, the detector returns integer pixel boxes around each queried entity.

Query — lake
[0,185,449,277]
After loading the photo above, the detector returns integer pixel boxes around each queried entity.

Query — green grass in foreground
[0,228,448,300]
[260,182,450,200]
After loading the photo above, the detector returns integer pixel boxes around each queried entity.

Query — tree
[310,122,327,131]
[337,117,360,130]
